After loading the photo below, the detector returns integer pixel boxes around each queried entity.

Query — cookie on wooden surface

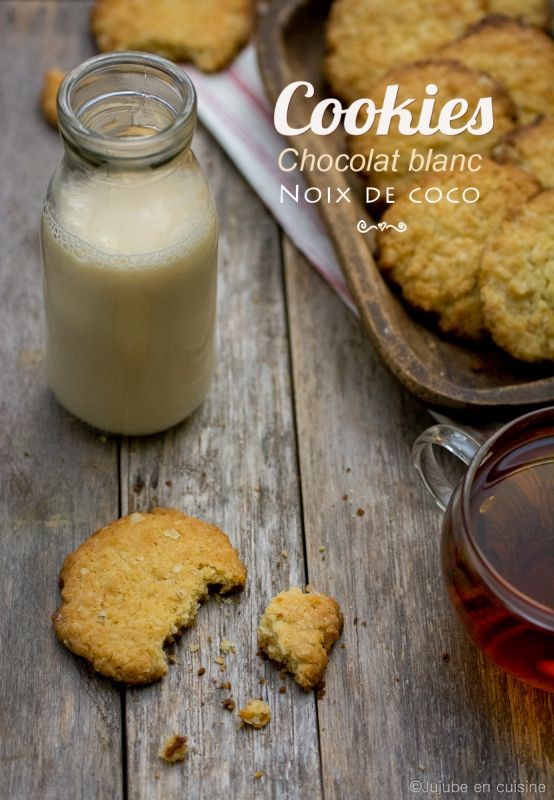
[53,508,247,684]
[377,159,540,340]
[91,0,255,72]
[485,0,551,30]
[324,0,484,103]
[494,116,554,189]
[40,68,65,129]
[239,699,271,728]
[257,587,343,690]
[480,190,554,362]
[437,16,554,123]
[349,60,515,196]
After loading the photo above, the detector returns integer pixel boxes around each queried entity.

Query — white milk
[41,155,217,435]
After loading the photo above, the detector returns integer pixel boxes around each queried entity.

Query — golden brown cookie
[494,116,554,189]
[53,508,247,684]
[377,159,540,339]
[40,68,65,129]
[485,0,551,30]
[91,0,255,72]
[239,700,271,728]
[437,16,554,123]
[480,190,554,362]
[349,60,515,196]
[159,734,188,763]
[257,587,343,691]
[324,0,485,104]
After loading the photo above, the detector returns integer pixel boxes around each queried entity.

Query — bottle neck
[57,52,197,168]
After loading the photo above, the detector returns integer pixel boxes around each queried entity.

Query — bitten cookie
[377,159,540,339]
[480,190,554,362]
[349,60,515,196]
[436,16,554,123]
[485,0,551,30]
[40,68,65,129]
[494,116,554,189]
[91,0,255,72]
[324,0,484,104]
[53,508,247,684]
[257,587,343,691]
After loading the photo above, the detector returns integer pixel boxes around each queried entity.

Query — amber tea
[442,425,554,691]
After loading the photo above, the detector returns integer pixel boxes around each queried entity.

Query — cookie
[91,0,255,72]
[53,508,247,684]
[159,734,188,763]
[437,16,554,123]
[40,68,65,129]
[377,159,540,339]
[480,190,554,362]
[257,587,343,691]
[324,0,484,104]
[485,0,551,30]
[239,699,271,729]
[349,60,515,196]
[494,116,554,189]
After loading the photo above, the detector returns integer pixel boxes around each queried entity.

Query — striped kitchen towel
[186,45,355,313]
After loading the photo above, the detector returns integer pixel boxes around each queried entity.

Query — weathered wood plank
[121,135,322,799]
[284,239,554,800]
[0,4,123,800]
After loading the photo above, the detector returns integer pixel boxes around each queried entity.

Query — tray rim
[256,0,554,412]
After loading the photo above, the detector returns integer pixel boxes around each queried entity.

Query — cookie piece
[349,60,515,196]
[53,508,247,684]
[239,700,271,729]
[40,68,65,129]
[159,734,188,763]
[324,0,484,104]
[480,190,554,361]
[437,16,554,123]
[485,0,551,30]
[91,0,255,72]
[377,159,540,339]
[257,587,343,691]
[494,116,554,189]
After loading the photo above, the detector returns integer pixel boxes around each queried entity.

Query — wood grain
[283,239,554,800]
[120,133,322,799]
[0,4,123,800]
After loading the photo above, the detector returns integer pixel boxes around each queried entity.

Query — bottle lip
[57,52,197,165]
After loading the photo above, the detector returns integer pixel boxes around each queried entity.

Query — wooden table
[1,4,552,799]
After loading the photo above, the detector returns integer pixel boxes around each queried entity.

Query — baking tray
[257,0,554,411]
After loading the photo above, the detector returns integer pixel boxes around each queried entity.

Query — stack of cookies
[325,1,554,362]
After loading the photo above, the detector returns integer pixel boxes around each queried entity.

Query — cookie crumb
[253,771,264,780]
[154,771,161,780]
[159,734,188,763]
[197,667,206,676]
[219,639,236,654]
[259,677,266,685]
[214,656,226,671]
[189,644,200,653]
[222,698,235,711]
[219,681,232,690]
[279,685,287,694]
[239,699,271,729]
[280,549,288,559]
[356,508,365,517]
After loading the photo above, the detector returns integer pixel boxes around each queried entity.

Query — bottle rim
[57,52,197,165]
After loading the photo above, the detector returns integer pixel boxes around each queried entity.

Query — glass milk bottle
[40,52,218,435]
